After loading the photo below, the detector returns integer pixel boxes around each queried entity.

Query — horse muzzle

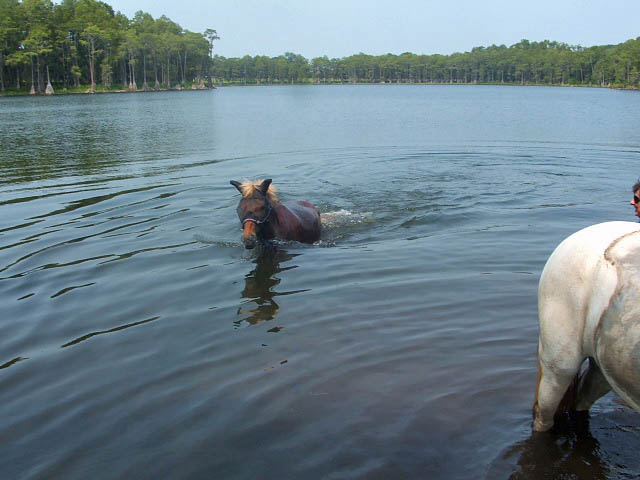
[243,235,258,249]
[241,221,259,249]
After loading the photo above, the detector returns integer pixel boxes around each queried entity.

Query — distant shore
[1,81,638,97]
[0,83,215,97]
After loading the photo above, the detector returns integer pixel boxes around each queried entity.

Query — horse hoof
[532,418,553,432]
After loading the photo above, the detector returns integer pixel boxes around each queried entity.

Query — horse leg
[533,297,586,432]
[533,352,584,431]
[534,356,611,431]
[532,237,601,432]
[575,357,612,411]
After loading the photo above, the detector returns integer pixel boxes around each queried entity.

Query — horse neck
[259,201,281,240]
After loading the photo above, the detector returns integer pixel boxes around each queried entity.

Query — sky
[103,0,640,59]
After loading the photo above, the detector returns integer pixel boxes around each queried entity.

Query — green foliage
[1,0,218,92]
[70,64,81,80]
[1,0,638,93]
[211,38,640,88]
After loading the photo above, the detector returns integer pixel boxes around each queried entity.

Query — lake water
[1,85,640,479]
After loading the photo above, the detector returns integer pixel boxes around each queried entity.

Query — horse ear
[230,180,243,193]
[259,179,272,195]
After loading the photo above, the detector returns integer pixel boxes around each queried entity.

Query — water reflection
[0,356,28,369]
[489,415,607,479]
[61,316,160,348]
[235,247,308,327]
[1,93,217,184]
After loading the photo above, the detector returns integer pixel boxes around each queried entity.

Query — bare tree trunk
[143,53,148,90]
[176,55,181,85]
[0,52,4,91]
[166,51,171,88]
[36,54,42,92]
[45,65,54,94]
[30,55,35,94]
[88,38,96,93]
[183,51,187,84]
[131,56,136,90]
[155,55,160,89]
[128,53,136,90]
[62,43,67,87]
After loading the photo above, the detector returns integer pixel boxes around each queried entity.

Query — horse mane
[239,180,279,203]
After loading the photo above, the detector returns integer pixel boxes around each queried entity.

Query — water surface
[1,86,640,479]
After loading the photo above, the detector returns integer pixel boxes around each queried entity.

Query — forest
[0,0,218,93]
[212,38,640,88]
[1,0,640,94]
[221,39,640,88]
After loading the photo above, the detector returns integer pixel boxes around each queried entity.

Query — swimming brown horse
[230,179,321,249]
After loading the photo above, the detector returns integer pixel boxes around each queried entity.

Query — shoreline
[1,82,638,97]
[0,85,215,97]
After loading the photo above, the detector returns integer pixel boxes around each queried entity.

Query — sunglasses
[634,194,640,204]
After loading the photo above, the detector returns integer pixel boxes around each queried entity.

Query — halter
[241,203,273,228]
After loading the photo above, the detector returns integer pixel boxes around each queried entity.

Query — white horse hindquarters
[534,222,640,431]
[537,224,622,367]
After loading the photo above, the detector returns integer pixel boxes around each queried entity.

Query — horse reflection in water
[487,416,608,479]
[486,408,640,479]
[235,248,309,327]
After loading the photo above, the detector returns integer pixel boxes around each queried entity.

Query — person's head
[631,179,640,217]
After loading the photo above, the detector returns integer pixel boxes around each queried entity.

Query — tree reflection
[235,247,308,327]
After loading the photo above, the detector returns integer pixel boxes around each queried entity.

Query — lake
[1,85,640,479]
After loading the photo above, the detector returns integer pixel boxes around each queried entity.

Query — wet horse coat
[533,221,640,431]
[231,179,321,249]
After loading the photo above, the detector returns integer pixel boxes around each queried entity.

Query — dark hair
[634,179,640,193]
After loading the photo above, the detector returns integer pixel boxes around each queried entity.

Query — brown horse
[230,179,321,249]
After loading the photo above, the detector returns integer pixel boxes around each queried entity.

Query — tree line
[212,39,640,88]
[0,0,218,93]
[1,0,639,94]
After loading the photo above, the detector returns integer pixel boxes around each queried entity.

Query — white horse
[533,221,640,432]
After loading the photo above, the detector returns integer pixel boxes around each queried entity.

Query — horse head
[230,179,275,249]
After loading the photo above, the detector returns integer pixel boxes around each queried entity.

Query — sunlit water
[1,86,640,479]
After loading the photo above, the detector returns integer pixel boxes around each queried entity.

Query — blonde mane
[239,180,279,203]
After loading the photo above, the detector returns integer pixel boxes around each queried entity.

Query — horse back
[540,222,640,322]
[274,201,321,243]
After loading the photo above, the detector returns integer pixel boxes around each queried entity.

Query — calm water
[1,85,640,479]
